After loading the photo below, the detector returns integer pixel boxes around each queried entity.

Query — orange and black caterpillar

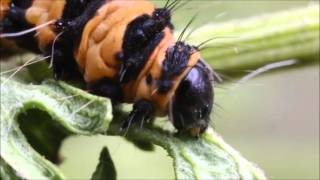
[0,0,215,137]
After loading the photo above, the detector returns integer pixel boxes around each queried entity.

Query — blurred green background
[57,1,319,179]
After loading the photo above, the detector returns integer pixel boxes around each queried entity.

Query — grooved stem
[186,5,319,71]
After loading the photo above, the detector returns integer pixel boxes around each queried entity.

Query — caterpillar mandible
[0,0,215,137]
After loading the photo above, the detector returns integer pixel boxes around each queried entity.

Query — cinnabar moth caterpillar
[0,0,215,137]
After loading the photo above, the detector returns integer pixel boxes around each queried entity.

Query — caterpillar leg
[51,49,65,79]
[121,100,154,130]
[50,47,82,81]
[87,78,123,103]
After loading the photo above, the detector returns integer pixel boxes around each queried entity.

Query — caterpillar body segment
[76,0,157,82]
[0,0,215,137]
[0,0,10,21]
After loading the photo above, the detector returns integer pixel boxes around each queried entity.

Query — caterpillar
[0,0,215,137]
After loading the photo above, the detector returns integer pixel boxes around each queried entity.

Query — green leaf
[1,77,266,179]
[0,78,112,179]
[108,112,266,180]
[0,157,22,180]
[91,147,117,180]
[18,109,69,164]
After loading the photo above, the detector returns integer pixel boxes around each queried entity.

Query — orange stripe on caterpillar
[75,0,155,82]
[0,0,10,21]
[25,0,66,50]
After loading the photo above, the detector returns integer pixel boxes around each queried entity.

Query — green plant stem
[187,5,319,71]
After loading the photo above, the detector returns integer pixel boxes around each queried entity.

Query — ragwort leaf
[91,147,117,180]
[1,78,266,179]
[0,78,112,179]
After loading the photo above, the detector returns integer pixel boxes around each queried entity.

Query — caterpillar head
[167,43,214,137]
